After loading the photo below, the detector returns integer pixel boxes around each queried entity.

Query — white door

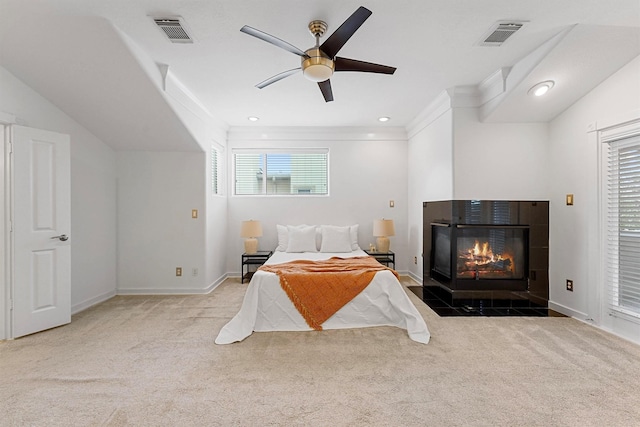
[11,125,71,338]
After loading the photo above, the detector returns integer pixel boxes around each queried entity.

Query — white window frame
[232,148,330,197]
[598,116,640,324]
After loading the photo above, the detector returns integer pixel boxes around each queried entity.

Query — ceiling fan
[240,6,396,102]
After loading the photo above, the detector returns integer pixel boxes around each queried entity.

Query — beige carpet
[1,277,640,427]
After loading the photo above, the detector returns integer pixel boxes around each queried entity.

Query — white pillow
[349,224,360,250]
[276,224,289,252]
[286,225,318,252]
[277,224,309,252]
[320,225,353,253]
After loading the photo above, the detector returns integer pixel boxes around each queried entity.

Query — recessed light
[378,116,390,122]
[528,80,555,97]
[248,116,259,122]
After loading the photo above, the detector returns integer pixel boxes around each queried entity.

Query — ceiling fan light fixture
[302,48,334,82]
[241,6,394,102]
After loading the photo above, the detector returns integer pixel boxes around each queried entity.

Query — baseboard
[72,289,117,315]
[407,271,422,284]
[117,274,228,296]
[548,300,589,320]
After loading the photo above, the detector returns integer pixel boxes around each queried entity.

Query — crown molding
[447,85,481,108]
[227,126,408,142]
[405,90,453,139]
[476,67,512,105]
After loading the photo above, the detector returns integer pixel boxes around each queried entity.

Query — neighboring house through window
[233,149,329,196]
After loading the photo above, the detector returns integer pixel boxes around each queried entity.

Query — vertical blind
[234,150,328,195]
[211,147,220,195]
[606,134,640,318]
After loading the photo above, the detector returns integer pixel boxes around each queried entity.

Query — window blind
[606,134,640,319]
[234,150,328,196]
[211,146,220,195]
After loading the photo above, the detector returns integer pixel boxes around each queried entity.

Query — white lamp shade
[240,220,263,238]
[373,219,395,237]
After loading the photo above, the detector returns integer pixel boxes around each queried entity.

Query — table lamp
[373,219,395,253]
[240,220,263,254]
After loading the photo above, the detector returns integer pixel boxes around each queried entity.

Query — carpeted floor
[1,277,640,426]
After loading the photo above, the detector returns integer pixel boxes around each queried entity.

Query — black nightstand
[241,251,273,283]
[364,250,395,269]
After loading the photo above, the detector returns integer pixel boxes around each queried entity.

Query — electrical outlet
[414,256,417,265]
[192,268,198,277]
[566,279,573,291]
[176,267,182,277]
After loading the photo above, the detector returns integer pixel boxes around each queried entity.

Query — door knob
[51,234,69,241]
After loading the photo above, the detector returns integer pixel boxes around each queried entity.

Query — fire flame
[466,240,514,272]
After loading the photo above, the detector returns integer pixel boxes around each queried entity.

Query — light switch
[192,209,198,218]
[566,194,574,206]
[389,200,395,208]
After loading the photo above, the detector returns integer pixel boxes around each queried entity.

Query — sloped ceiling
[0,0,639,151]
[0,14,203,151]
[482,24,640,122]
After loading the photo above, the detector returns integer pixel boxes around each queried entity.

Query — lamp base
[244,238,258,254]
[376,236,390,253]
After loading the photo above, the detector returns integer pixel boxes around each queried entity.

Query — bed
[215,225,430,345]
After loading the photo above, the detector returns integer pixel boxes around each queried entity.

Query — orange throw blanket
[258,256,398,331]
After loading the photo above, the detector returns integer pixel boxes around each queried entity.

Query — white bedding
[215,250,430,344]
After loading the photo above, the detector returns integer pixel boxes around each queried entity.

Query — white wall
[548,55,640,344]
[160,71,229,292]
[227,127,409,273]
[407,109,454,280]
[0,66,117,319]
[452,108,549,200]
[116,151,211,293]
[205,143,228,289]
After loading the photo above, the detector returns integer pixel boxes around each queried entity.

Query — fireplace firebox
[423,200,549,303]
[431,223,529,291]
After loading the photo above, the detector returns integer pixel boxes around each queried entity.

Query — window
[211,145,222,195]
[234,149,328,196]
[605,133,640,319]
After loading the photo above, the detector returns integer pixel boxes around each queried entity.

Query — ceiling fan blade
[318,80,334,102]
[256,68,301,89]
[241,25,309,57]
[334,57,396,74]
[320,6,372,58]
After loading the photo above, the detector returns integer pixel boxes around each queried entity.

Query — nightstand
[241,251,273,283]
[364,250,395,269]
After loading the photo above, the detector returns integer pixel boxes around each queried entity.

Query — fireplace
[423,200,549,303]
[431,223,529,291]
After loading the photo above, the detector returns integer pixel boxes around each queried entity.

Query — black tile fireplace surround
[423,200,549,313]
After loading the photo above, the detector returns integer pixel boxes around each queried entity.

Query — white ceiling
[1,0,639,149]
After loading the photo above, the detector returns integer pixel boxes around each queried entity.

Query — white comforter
[215,250,430,344]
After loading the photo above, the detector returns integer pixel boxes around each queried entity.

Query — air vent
[153,17,193,43]
[477,21,526,47]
